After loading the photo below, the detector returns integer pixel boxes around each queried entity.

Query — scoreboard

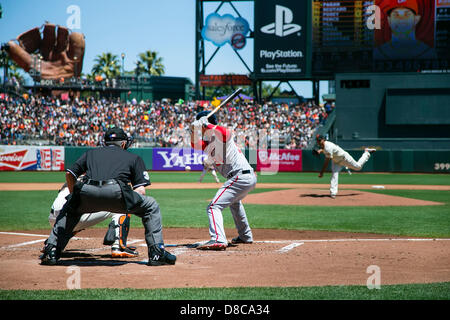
[311,0,450,76]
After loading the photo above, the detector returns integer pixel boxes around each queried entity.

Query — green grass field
[0,171,449,300]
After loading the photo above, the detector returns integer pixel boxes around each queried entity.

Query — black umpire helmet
[196,111,217,125]
[104,127,133,149]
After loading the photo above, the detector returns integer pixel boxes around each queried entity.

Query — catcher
[46,180,138,258]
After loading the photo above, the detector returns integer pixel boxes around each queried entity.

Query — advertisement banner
[0,146,65,171]
[257,149,302,172]
[152,148,206,171]
[254,0,309,79]
[202,13,250,50]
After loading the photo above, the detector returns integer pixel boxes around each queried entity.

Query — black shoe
[231,236,253,244]
[148,244,176,266]
[39,245,60,265]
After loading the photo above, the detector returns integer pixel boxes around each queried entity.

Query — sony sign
[261,5,301,37]
[254,0,308,79]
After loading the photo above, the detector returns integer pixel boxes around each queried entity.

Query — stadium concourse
[0,94,330,149]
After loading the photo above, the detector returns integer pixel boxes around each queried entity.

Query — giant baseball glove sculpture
[5,23,85,79]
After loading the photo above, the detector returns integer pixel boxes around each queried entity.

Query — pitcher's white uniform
[193,123,256,245]
[322,141,372,196]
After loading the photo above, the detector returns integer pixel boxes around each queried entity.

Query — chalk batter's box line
[1,232,449,252]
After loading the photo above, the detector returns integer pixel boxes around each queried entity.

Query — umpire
[40,127,176,266]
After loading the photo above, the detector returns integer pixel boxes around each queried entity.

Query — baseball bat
[206,87,243,119]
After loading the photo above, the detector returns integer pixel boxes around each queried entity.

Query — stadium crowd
[0,94,332,149]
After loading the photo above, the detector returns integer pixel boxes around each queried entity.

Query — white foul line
[256,238,450,244]
[0,231,47,237]
[2,239,46,249]
[278,242,304,253]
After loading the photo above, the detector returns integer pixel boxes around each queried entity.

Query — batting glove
[198,116,210,127]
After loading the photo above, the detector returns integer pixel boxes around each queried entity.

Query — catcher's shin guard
[103,214,131,248]
[104,214,138,258]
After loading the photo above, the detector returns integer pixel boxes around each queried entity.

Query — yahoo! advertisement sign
[152,148,206,171]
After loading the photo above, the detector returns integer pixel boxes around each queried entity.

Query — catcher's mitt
[5,23,85,79]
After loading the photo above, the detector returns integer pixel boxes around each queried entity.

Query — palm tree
[91,52,121,79]
[1,52,25,84]
[136,50,165,76]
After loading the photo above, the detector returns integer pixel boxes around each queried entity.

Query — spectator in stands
[0,94,329,149]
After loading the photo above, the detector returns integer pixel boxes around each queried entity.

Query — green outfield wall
[64,147,450,174]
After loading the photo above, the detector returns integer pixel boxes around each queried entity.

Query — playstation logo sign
[261,4,301,37]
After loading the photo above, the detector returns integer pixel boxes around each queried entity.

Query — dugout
[332,73,450,150]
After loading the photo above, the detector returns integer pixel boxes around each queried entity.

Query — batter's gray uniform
[193,123,256,246]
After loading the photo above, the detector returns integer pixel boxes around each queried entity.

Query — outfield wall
[63,147,450,174]
[2,146,449,173]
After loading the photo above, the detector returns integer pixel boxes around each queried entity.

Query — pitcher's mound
[245,189,443,206]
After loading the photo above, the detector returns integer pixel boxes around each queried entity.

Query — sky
[0,0,328,100]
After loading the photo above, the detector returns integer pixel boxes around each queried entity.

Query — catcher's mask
[104,127,133,150]
[196,111,217,125]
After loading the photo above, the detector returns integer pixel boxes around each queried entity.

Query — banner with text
[254,0,309,79]
[257,149,302,172]
[152,148,207,171]
[0,146,65,171]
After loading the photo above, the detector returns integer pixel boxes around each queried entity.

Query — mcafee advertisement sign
[257,149,302,172]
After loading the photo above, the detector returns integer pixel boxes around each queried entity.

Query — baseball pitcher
[190,111,256,250]
[315,135,376,198]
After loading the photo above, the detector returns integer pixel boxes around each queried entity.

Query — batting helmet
[196,111,217,125]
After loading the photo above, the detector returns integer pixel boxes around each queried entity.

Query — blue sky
[0,0,328,100]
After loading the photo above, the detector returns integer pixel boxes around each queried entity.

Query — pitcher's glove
[312,148,320,157]
[5,23,85,79]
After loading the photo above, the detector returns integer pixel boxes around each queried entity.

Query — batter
[190,111,256,250]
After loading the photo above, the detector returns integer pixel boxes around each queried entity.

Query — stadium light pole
[121,53,125,76]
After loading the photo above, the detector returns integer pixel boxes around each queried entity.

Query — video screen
[312,0,450,76]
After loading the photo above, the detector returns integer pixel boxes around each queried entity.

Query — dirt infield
[1,182,449,290]
[1,228,449,290]
[2,182,450,191]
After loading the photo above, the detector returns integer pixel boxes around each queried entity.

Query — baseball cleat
[111,246,139,258]
[231,236,253,244]
[196,240,227,251]
[147,244,176,266]
[39,245,59,265]
[330,194,336,199]
[365,148,377,154]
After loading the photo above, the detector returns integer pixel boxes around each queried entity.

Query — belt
[85,179,117,186]
[227,169,252,179]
